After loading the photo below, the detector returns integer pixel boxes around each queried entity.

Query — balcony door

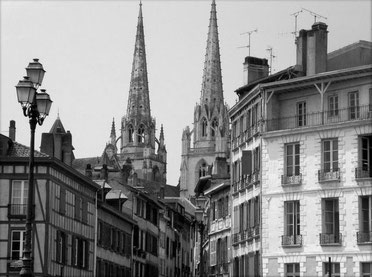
[297,101,306,127]
[284,201,300,244]
[11,180,28,216]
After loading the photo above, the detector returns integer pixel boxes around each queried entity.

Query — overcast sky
[1,0,371,186]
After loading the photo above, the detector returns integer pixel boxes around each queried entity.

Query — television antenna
[301,8,327,23]
[238,29,258,56]
[266,46,276,75]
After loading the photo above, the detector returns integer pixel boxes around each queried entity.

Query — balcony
[318,169,340,182]
[282,235,303,247]
[357,231,372,244]
[8,204,27,218]
[319,233,342,245]
[282,174,302,185]
[355,167,372,179]
[266,105,371,132]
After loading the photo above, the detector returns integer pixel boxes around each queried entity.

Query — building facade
[229,20,372,277]
[0,130,99,277]
[180,0,230,199]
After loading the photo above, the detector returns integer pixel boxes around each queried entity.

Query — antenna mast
[239,29,258,56]
[290,10,303,39]
[266,46,276,75]
[301,8,327,23]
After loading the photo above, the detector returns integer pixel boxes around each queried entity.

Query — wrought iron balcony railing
[8,204,28,218]
[357,231,372,244]
[281,174,302,185]
[355,167,372,179]
[319,233,342,245]
[266,105,371,132]
[282,235,303,246]
[318,169,340,182]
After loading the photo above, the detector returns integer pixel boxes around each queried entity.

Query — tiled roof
[8,141,48,158]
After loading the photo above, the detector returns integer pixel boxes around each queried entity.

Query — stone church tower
[103,2,167,184]
[180,0,229,198]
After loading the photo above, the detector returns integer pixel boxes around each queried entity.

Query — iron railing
[266,105,372,132]
[318,169,340,182]
[281,235,303,246]
[357,231,372,243]
[319,233,342,245]
[355,167,372,179]
[281,174,302,185]
[8,204,27,217]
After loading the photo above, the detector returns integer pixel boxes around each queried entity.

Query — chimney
[100,164,108,181]
[85,164,93,178]
[62,131,73,166]
[243,57,269,85]
[296,29,308,73]
[9,120,16,141]
[212,157,228,178]
[306,22,328,75]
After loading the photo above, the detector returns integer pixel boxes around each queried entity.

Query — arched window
[217,238,222,265]
[128,125,134,143]
[199,162,208,178]
[201,118,208,137]
[137,124,145,143]
[211,118,218,137]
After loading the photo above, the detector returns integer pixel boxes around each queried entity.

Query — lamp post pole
[16,59,52,277]
[199,221,204,277]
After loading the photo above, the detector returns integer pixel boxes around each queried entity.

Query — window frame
[285,143,300,177]
[285,263,300,277]
[322,139,338,173]
[328,95,339,117]
[296,101,307,127]
[349,91,360,119]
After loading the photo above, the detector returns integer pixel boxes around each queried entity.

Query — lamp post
[195,195,207,277]
[15,59,52,277]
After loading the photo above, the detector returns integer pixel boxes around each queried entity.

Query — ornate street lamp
[15,59,52,277]
[195,194,207,277]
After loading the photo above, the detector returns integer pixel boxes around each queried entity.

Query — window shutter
[210,237,216,266]
[233,206,239,234]
[242,151,252,176]
[63,233,68,264]
[82,199,88,223]
[60,188,66,214]
[71,236,77,265]
[56,230,61,262]
[250,200,254,228]
[243,202,247,230]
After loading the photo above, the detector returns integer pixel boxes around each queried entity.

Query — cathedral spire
[200,0,224,106]
[127,1,151,120]
[110,118,116,145]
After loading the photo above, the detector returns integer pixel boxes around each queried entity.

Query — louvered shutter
[210,237,216,266]
[233,206,239,234]
[242,151,252,176]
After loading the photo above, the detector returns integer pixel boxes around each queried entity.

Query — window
[11,180,28,216]
[201,118,208,137]
[362,262,372,277]
[358,195,372,243]
[369,88,372,112]
[138,124,145,143]
[297,101,306,127]
[328,95,339,117]
[283,201,301,246]
[322,139,338,173]
[211,118,218,137]
[10,230,25,261]
[71,236,89,268]
[56,230,67,264]
[323,262,340,277]
[283,143,301,184]
[321,198,340,244]
[349,91,360,119]
[75,195,82,221]
[357,136,372,178]
[128,124,134,143]
[285,263,300,277]
[59,187,66,215]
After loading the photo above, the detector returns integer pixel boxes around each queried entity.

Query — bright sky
[1,0,371,186]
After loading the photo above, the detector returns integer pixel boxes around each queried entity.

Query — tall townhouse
[0,121,99,277]
[229,56,270,277]
[260,24,372,276]
[194,157,231,277]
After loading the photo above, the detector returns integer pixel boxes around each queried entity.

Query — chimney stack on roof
[296,22,328,76]
[9,120,16,141]
[243,56,269,85]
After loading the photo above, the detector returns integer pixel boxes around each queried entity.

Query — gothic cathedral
[180,0,230,199]
[101,2,167,184]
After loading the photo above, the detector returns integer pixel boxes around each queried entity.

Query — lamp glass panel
[36,93,52,116]
[16,86,35,105]
[26,68,45,86]
[195,208,204,222]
